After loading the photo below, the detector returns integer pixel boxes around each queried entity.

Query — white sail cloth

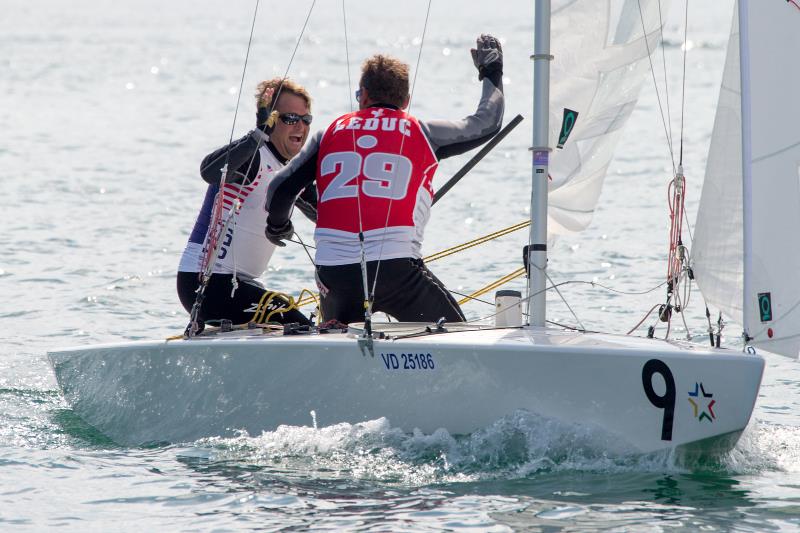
[693,0,800,358]
[547,0,667,234]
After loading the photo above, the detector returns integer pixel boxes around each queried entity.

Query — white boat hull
[48,326,764,452]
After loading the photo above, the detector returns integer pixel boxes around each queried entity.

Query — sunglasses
[355,88,362,101]
[279,113,313,126]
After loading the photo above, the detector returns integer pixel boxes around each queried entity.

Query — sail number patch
[381,353,435,370]
[758,292,772,322]
[557,108,579,149]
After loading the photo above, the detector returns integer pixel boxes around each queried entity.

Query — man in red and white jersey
[266,35,504,324]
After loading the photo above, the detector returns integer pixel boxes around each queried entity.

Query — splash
[191,412,800,487]
[719,420,800,474]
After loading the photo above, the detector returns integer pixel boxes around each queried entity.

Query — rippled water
[3,0,800,530]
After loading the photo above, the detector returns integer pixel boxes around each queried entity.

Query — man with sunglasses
[265,35,504,325]
[177,77,317,331]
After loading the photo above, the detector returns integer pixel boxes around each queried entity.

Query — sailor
[265,35,504,324]
[177,78,317,330]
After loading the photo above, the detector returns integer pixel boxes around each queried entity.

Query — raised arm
[420,34,504,160]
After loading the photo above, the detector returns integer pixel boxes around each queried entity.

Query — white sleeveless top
[178,144,283,280]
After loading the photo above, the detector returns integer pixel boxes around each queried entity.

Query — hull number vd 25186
[381,353,435,370]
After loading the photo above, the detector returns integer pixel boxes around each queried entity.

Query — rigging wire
[635,0,709,342]
[656,0,674,161]
[678,0,689,166]
[225,1,262,161]
[368,0,434,315]
[637,0,677,176]
[210,0,319,256]
[187,0,263,337]
[233,0,319,194]
[341,0,374,334]
[198,0,263,278]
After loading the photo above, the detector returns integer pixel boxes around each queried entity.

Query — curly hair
[254,77,312,111]
[359,55,409,109]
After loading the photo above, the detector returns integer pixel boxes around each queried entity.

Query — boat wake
[189,413,800,485]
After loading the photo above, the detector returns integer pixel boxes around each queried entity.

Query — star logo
[688,382,716,423]
[370,109,385,118]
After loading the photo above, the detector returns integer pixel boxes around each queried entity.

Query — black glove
[265,219,294,247]
[256,106,271,133]
[470,34,503,81]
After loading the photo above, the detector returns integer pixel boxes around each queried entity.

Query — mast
[528,0,551,327]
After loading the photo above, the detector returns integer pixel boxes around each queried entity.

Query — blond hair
[254,77,312,111]
[359,55,409,108]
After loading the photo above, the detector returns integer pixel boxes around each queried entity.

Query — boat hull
[48,327,764,452]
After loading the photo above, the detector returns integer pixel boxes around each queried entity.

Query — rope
[458,267,527,306]
[666,172,686,284]
[627,304,661,335]
[633,0,700,341]
[424,220,530,263]
[249,287,319,324]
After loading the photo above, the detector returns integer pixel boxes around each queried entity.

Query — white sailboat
[49,0,787,452]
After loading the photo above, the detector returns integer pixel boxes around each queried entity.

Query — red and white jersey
[314,108,438,265]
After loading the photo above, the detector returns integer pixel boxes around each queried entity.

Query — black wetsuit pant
[315,258,465,324]
[177,271,311,328]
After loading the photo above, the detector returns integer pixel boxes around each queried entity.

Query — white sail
[694,0,800,358]
[692,7,744,325]
[547,0,667,234]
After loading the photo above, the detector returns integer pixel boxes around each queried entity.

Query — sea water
[2,0,800,530]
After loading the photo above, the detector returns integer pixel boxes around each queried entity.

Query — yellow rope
[251,287,323,323]
[295,288,322,323]
[297,292,319,308]
[292,220,530,310]
[295,288,319,309]
[251,291,277,324]
[254,291,296,323]
[458,266,527,306]
[424,220,530,263]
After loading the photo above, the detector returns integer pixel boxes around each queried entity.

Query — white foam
[193,413,800,486]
